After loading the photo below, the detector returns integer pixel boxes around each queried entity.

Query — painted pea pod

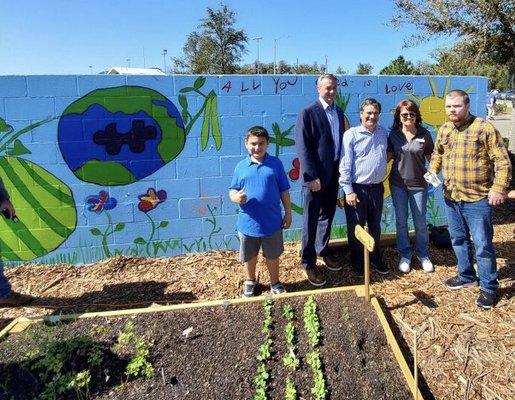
[0,156,77,261]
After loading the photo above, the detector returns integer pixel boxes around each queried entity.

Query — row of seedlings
[254,299,274,400]
[303,295,327,400]
[282,304,299,399]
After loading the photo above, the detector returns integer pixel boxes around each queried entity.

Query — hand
[0,200,15,219]
[345,193,359,207]
[308,179,321,192]
[235,188,247,204]
[282,212,292,229]
[488,190,506,206]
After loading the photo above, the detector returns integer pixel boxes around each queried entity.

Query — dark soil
[0,292,412,399]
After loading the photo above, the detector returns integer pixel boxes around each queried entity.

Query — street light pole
[126,58,131,68]
[162,49,168,74]
[274,38,278,75]
[252,36,262,74]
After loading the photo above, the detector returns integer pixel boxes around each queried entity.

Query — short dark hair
[360,98,381,113]
[246,125,270,141]
[391,99,423,130]
[447,89,470,104]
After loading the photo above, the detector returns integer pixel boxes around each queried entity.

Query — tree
[335,65,348,75]
[392,0,515,87]
[355,63,373,74]
[379,56,420,75]
[430,46,508,90]
[174,4,247,74]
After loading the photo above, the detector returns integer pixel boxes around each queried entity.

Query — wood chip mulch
[1,202,514,400]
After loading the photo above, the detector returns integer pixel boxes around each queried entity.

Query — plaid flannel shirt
[430,114,511,202]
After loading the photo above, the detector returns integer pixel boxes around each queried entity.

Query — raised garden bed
[0,288,416,399]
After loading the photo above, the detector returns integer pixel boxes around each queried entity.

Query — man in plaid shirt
[429,89,511,309]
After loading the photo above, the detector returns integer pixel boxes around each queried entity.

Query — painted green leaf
[210,93,221,150]
[0,118,13,133]
[193,76,206,90]
[271,123,281,136]
[178,94,188,109]
[275,137,295,147]
[134,237,146,244]
[114,223,125,232]
[90,228,102,236]
[179,86,195,93]
[159,221,169,228]
[200,96,212,150]
[6,139,31,156]
[283,125,294,136]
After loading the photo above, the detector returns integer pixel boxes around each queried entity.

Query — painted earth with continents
[58,86,185,185]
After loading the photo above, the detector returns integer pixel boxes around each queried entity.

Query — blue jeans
[391,185,429,259]
[444,197,498,294]
[0,261,12,299]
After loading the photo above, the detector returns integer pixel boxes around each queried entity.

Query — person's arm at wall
[428,127,444,174]
[295,109,319,187]
[0,177,14,218]
[424,129,435,164]
[386,134,394,163]
[339,129,359,206]
[280,190,292,228]
[485,125,511,204]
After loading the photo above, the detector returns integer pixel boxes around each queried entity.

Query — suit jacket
[296,100,349,188]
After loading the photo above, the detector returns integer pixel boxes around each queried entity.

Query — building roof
[107,67,166,75]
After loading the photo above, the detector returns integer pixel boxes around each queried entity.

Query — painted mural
[0,74,487,264]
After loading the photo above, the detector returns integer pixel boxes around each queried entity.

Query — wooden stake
[364,227,370,302]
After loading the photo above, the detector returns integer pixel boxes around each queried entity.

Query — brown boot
[0,291,33,307]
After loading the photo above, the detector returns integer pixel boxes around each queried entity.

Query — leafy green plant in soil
[115,321,155,379]
[254,299,275,399]
[303,296,327,400]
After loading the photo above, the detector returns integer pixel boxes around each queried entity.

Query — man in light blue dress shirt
[339,98,389,276]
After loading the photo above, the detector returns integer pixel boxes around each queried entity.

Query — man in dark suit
[296,74,349,286]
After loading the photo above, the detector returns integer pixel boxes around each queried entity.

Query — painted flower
[86,190,117,213]
[138,188,167,212]
[288,158,300,181]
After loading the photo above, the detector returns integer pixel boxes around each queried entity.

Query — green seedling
[256,339,272,361]
[262,299,274,334]
[342,307,350,321]
[307,350,327,400]
[116,321,155,379]
[254,363,269,400]
[303,296,321,347]
[285,378,297,400]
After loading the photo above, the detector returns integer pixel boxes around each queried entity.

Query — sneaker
[418,257,434,273]
[476,290,495,310]
[0,291,33,307]
[270,282,286,295]
[445,275,478,290]
[372,261,390,275]
[304,266,326,287]
[242,280,256,298]
[323,254,343,272]
[398,257,411,273]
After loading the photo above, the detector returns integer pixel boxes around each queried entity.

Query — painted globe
[58,86,185,185]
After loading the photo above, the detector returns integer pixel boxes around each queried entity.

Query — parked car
[497,89,515,100]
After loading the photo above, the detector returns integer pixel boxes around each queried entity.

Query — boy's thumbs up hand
[237,188,247,204]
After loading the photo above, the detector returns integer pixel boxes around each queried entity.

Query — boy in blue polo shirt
[229,126,292,297]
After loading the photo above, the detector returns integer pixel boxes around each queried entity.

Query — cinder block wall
[0,74,487,264]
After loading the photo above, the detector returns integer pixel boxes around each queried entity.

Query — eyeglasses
[400,112,416,119]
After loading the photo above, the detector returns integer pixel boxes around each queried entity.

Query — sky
[0,0,455,75]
